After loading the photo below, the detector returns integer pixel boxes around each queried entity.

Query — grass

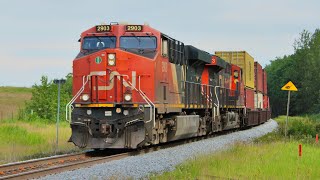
[0,125,44,145]
[152,115,320,179]
[0,86,79,164]
[0,86,32,93]
[153,142,320,179]
[0,86,32,120]
[0,120,78,164]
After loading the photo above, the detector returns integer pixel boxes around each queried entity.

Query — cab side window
[234,70,239,79]
[162,39,168,57]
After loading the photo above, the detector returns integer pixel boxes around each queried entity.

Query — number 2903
[126,25,142,31]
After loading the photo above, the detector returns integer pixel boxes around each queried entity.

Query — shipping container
[263,95,269,109]
[254,92,263,109]
[238,81,245,107]
[254,62,263,92]
[245,88,254,109]
[215,51,255,89]
[263,69,267,95]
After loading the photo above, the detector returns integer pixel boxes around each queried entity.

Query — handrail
[113,74,154,127]
[65,76,89,122]
[186,81,218,108]
[127,79,155,128]
[214,86,221,116]
[185,80,215,87]
[201,86,213,105]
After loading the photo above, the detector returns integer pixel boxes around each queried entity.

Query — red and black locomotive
[67,23,270,149]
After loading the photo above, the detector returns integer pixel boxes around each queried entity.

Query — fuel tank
[167,115,200,141]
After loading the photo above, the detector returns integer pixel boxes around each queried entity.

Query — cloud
[212,1,319,25]
[0,0,319,86]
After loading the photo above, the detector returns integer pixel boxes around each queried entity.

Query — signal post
[281,81,298,138]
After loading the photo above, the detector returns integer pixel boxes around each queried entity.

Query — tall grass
[0,125,44,145]
[0,86,32,121]
[0,120,78,164]
[0,86,79,164]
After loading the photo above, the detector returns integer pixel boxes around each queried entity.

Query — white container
[254,92,263,109]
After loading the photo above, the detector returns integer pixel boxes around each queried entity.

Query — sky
[0,0,319,87]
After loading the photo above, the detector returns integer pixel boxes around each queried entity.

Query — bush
[21,74,72,123]
[266,115,320,143]
[288,118,316,137]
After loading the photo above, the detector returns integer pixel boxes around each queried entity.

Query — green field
[153,116,320,179]
[0,120,78,164]
[0,87,78,164]
[0,86,32,120]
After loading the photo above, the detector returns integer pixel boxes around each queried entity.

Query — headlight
[108,53,116,66]
[81,94,90,101]
[116,108,122,113]
[123,110,129,116]
[108,53,115,59]
[124,94,132,101]
[108,59,115,66]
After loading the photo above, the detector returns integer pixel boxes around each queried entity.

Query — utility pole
[285,91,291,137]
[53,79,66,154]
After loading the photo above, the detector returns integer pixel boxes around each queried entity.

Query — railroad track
[0,128,239,180]
[0,151,132,180]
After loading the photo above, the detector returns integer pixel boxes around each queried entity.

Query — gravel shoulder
[41,120,278,180]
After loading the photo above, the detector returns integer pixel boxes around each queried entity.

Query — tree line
[265,29,320,117]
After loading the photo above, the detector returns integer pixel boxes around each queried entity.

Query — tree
[24,74,72,122]
[266,29,320,116]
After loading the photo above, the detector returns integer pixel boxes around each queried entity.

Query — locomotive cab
[73,24,159,104]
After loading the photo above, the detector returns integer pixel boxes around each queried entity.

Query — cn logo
[95,71,136,91]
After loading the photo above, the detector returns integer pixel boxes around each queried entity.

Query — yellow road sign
[281,81,298,91]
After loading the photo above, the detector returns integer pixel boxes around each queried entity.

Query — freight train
[66,23,271,149]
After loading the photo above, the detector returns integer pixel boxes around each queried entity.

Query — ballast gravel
[40,120,278,180]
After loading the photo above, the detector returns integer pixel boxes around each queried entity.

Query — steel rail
[0,152,130,180]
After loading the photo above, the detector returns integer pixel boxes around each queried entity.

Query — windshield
[120,36,157,58]
[120,36,156,49]
[82,36,116,50]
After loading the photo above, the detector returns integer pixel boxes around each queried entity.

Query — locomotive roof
[184,45,212,65]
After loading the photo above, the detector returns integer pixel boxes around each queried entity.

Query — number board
[96,25,111,32]
[125,25,143,32]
